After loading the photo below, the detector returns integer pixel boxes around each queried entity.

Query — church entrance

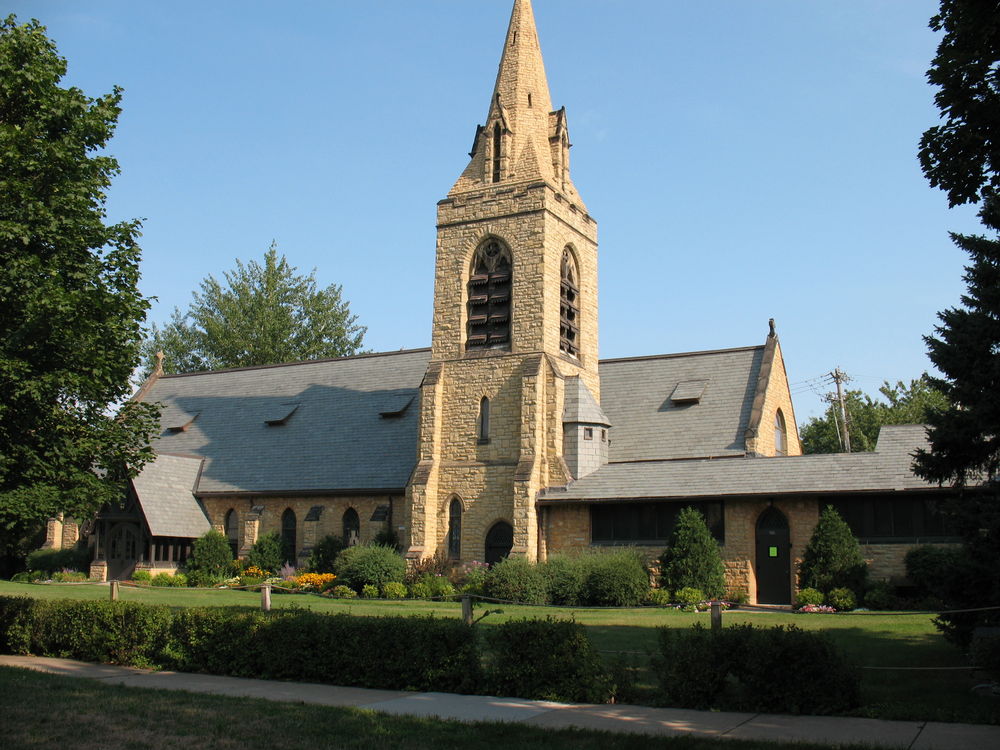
[755,507,791,605]
[484,521,513,565]
[108,523,141,581]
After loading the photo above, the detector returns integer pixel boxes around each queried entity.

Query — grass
[1,581,997,725]
[0,666,877,750]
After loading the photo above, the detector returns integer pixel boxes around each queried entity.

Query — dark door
[755,507,791,605]
[484,521,513,565]
[108,523,140,581]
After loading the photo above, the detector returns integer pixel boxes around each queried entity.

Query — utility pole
[831,368,851,452]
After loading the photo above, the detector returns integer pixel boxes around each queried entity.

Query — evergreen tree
[186,530,233,579]
[658,507,726,599]
[0,17,158,544]
[798,506,867,597]
[141,243,366,375]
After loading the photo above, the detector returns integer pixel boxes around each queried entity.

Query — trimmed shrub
[305,535,345,574]
[799,506,867,597]
[659,507,726,599]
[904,545,963,600]
[333,545,406,592]
[247,532,288,575]
[165,607,267,677]
[483,557,547,605]
[863,580,898,610]
[360,584,379,599]
[131,570,152,583]
[409,574,456,600]
[0,596,39,654]
[483,618,612,703]
[795,587,824,608]
[381,581,407,600]
[25,546,90,575]
[655,623,860,714]
[185,530,233,579]
[674,586,705,608]
[151,572,187,587]
[330,585,357,599]
[580,549,649,607]
[185,569,223,588]
[646,588,672,606]
[827,587,857,612]
[540,555,585,606]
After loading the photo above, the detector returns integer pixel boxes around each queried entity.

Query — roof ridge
[599,344,764,365]
[158,347,432,379]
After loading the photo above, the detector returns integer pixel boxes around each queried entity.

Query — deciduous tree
[0,17,157,546]
[142,243,366,375]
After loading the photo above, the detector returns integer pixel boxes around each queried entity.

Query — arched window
[478,397,490,443]
[491,122,502,183]
[224,508,239,557]
[484,521,514,566]
[560,249,579,357]
[448,498,462,559]
[281,508,296,562]
[774,409,787,456]
[466,239,512,351]
[343,508,360,546]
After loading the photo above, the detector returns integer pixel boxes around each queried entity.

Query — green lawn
[0,666,877,750]
[1,581,996,725]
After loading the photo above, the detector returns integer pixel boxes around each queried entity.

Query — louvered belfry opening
[560,249,579,357]
[467,239,512,351]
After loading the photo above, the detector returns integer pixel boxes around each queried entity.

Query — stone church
[47,0,958,605]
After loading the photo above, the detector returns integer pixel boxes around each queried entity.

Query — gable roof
[131,453,210,537]
[598,346,764,461]
[139,349,431,495]
[539,424,939,503]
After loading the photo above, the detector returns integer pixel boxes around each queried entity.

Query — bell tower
[405,0,599,563]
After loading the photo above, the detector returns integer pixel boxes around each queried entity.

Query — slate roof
[563,376,610,425]
[597,346,764,461]
[139,349,431,495]
[131,453,210,537]
[539,425,939,503]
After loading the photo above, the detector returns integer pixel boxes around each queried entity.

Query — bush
[646,588,672,606]
[799,506,867,597]
[659,507,725,599]
[483,618,612,703]
[247,533,289,575]
[25,546,90,575]
[795,587,824,608]
[405,550,451,585]
[151,572,187,587]
[409,574,456,600]
[381,581,407,600]
[483,557,547,605]
[51,571,89,582]
[970,632,1000,682]
[131,570,152,583]
[186,531,233,579]
[330,585,357,599]
[0,596,39,654]
[360,584,379,599]
[905,545,963,600]
[305,535,345,574]
[674,586,705,608]
[655,623,860,714]
[540,555,585,606]
[863,580,898,610]
[580,549,649,607]
[333,544,406,592]
[827,587,857,611]
[185,569,223,588]
[457,561,489,595]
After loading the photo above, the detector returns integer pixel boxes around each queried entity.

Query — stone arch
[466,237,512,351]
[343,507,360,547]
[484,520,514,566]
[560,246,580,357]
[447,495,464,559]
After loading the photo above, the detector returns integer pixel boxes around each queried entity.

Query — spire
[450,0,581,201]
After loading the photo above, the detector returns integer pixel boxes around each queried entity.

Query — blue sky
[11,1,980,423]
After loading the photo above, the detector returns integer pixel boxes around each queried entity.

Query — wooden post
[110,579,119,601]
[710,601,722,631]
[261,582,271,612]
[461,595,473,626]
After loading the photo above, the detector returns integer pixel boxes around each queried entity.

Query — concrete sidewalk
[2,655,998,748]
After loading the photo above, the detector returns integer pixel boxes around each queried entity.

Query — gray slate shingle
[132,453,210,537]
[140,349,431,494]
[540,424,936,502]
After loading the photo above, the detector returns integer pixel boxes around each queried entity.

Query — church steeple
[450,0,582,203]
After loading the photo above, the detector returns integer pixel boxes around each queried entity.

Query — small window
[448,498,462,559]
[601,429,607,442]
[560,249,579,357]
[775,409,787,456]
[478,397,490,443]
[584,427,593,441]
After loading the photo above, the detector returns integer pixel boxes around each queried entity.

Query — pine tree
[658,507,726,599]
[798,506,867,596]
